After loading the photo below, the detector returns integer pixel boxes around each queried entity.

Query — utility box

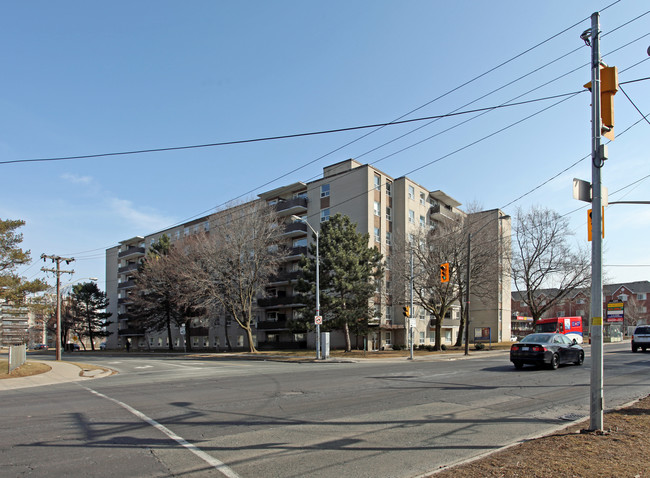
[320,332,330,359]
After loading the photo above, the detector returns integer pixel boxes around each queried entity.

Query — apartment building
[105,159,511,350]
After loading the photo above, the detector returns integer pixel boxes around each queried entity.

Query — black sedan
[510,333,584,370]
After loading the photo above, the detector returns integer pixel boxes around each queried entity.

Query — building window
[374,201,381,217]
[429,331,435,342]
[386,181,392,197]
[374,175,381,191]
[320,184,330,198]
[320,208,330,222]
[204,221,210,232]
[385,331,392,346]
[408,185,415,200]
[638,293,647,301]
[374,227,381,243]
[419,332,425,344]
[420,192,426,205]
[385,306,392,325]
[175,231,180,240]
[619,294,628,302]
[640,306,648,313]
[386,231,392,246]
[409,210,415,223]
[184,227,190,237]
[293,237,307,248]
[408,233,415,243]
[420,309,426,321]
[420,215,426,227]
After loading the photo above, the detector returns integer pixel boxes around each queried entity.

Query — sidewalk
[0,360,114,392]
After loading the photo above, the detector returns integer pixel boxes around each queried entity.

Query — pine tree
[70,282,113,350]
[297,214,383,352]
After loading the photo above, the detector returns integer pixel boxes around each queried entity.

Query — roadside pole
[409,248,414,360]
[588,12,604,432]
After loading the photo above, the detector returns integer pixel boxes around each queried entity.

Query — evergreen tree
[70,282,113,350]
[0,218,48,303]
[297,214,383,352]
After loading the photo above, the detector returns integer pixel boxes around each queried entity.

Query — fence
[8,344,26,373]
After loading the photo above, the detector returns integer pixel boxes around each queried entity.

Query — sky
[1,1,649,293]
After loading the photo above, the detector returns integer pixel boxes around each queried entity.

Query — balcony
[283,221,308,238]
[118,263,140,274]
[257,295,304,308]
[268,270,302,285]
[275,197,308,216]
[189,327,210,336]
[429,204,455,222]
[287,246,308,259]
[118,280,136,290]
[118,247,145,259]
[256,320,289,330]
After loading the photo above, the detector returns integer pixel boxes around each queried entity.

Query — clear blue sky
[1,1,648,291]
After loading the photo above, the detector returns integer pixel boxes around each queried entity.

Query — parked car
[631,325,650,353]
[510,333,584,370]
[34,344,48,350]
[99,342,107,350]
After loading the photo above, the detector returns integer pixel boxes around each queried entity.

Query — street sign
[314,316,322,325]
[179,325,186,335]
[409,319,416,328]
[607,302,624,322]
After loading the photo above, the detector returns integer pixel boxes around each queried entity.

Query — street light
[291,215,321,360]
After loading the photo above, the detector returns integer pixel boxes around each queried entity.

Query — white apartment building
[105,159,510,351]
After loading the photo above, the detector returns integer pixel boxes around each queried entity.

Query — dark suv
[631,325,650,353]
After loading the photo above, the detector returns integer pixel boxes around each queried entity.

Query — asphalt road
[1,343,649,478]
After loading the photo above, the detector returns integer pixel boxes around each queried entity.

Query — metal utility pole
[409,248,414,360]
[587,12,604,432]
[41,254,74,361]
[464,233,471,356]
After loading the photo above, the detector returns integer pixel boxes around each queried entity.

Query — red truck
[534,316,584,344]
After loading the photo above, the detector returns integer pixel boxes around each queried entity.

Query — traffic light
[587,207,605,241]
[584,66,618,140]
[440,262,450,283]
[402,306,410,318]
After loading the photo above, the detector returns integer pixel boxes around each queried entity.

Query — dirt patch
[431,394,650,477]
[0,360,51,379]
[65,362,115,377]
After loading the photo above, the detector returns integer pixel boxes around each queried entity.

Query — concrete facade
[105,159,511,351]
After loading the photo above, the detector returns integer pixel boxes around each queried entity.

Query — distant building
[511,280,650,336]
[105,159,510,350]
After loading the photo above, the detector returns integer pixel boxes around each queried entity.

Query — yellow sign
[592,317,603,326]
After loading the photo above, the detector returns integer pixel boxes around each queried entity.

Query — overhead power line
[0,92,585,166]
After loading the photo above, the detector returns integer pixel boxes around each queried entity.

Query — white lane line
[81,386,240,478]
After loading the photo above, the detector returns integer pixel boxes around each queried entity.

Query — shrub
[474,343,485,350]
[426,345,434,351]
[392,344,402,351]
[440,344,447,351]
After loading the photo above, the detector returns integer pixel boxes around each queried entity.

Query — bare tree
[131,236,204,351]
[184,201,285,353]
[512,206,590,324]
[392,217,466,351]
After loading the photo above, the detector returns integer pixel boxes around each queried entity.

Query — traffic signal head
[440,262,450,283]
[402,306,410,317]
[583,66,618,140]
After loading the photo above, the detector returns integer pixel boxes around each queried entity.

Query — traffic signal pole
[588,11,604,432]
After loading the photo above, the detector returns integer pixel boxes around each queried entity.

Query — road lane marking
[81,386,240,478]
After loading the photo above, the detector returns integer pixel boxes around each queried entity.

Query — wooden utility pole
[41,254,74,361]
